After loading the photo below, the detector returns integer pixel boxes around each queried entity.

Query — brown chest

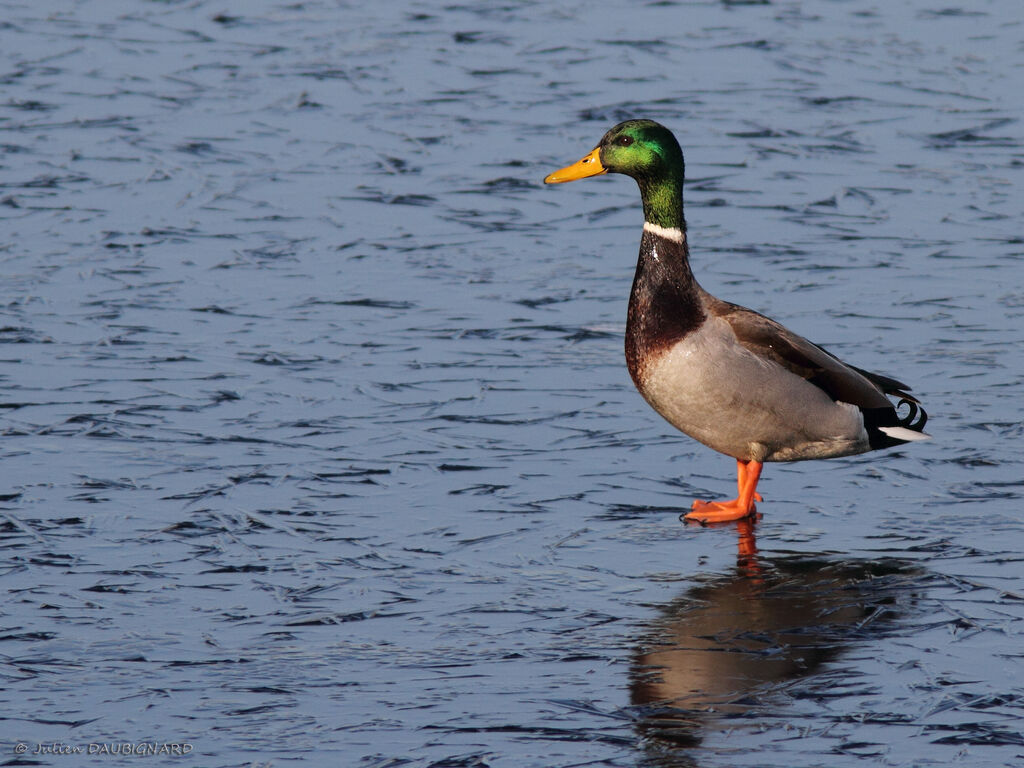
[625,271,705,390]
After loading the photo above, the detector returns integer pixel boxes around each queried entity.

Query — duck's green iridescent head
[545,119,686,230]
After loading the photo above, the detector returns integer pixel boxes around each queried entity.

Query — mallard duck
[544,119,929,524]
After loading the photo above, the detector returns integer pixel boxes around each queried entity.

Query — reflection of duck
[629,522,920,753]
[545,120,929,522]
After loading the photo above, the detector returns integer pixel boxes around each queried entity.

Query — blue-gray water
[1,1,1023,766]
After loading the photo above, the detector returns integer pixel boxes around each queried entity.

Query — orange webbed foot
[683,459,764,525]
[684,498,758,524]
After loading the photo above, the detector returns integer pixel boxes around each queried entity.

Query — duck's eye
[617,136,633,147]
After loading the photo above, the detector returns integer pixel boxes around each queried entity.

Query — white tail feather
[879,426,931,442]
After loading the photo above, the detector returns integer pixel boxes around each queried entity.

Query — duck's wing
[708,298,926,432]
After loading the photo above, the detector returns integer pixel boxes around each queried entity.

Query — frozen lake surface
[1,1,1023,766]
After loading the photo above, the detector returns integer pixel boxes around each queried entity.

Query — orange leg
[683,459,764,524]
[736,459,764,504]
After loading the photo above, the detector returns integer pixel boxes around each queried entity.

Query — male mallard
[544,120,929,524]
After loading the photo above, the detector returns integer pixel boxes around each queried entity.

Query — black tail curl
[896,397,928,432]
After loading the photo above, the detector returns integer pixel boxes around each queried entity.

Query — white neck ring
[643,221,685,244]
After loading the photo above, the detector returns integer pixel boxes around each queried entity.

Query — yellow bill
[544,147,606,184]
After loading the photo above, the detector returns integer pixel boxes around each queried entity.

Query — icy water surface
[1,1,1023,766]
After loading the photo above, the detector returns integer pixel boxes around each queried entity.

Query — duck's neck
[632,227,701,309]
[635,174,695,286]
[639,175,685,232]
[625,197,705,387]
